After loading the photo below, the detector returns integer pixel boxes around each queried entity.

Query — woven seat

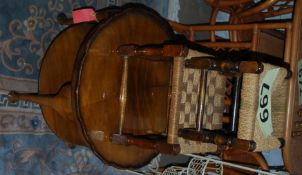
[166,48,290,154]
[238,63,289,151]
[113,42,291,158]
[167,49,226,153]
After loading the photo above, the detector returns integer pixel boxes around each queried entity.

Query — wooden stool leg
[222,149,269,171]
[117,44,188,58]
[8,84,73,121]
[111,134,180,154]
[185,58,264,74]
[178,128,256,152]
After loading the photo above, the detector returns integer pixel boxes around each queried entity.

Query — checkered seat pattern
[167,49,226,154]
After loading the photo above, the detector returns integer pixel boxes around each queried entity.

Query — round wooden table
[72,7,174,168]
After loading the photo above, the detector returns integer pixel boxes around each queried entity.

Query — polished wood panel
[39,23,94,146]
[72,8,174,168]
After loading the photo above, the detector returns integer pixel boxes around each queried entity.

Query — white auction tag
[257,68,280,138]
[298,59,302,105]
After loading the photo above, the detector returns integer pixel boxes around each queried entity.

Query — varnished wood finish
[178,128,256,152]
[169,0,300,172]
[257,31,284,58]
[8,84,73,121]
[117,44,188,58]
[72,8,174,168]
[39,23,94,146]
[205,0,251,9]
[111,134,180,155]
[284,0,302,174]
[169,21,292,57]
[185,58,263,74]
[222,150,269,171]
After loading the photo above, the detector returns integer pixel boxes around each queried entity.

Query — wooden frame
[168,0,302,173]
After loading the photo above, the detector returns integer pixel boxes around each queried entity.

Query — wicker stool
[238,63,289,151]
[113,44,290,155]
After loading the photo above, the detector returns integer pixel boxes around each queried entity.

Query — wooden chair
[112,42,290,171]
[169,0,302,174]
[205,0,294,42]
[167,1,292,172]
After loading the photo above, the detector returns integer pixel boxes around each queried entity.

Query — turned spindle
[8,84,73,121]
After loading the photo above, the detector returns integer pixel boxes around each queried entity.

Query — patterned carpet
[0,0,169,174]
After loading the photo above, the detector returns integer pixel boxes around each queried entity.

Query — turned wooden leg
[185,57,264,74]
[178,128,256,152]
[8,84,73,121]
[111,134,180,154]
[222,149,269,171]
[117,44,188,58]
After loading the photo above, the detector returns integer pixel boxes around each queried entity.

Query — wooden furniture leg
[8,84,73,121]
[111,134,180,155]
[178,128,256,152]
[117,44,188,58]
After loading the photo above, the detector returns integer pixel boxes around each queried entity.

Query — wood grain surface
[39,23,95,146]
[72,7,174,168]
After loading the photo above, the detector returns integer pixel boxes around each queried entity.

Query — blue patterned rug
[0,0,169,174]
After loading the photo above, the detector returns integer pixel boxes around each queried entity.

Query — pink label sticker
[72,8,96,24]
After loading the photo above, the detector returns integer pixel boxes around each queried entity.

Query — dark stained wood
[72,8,174,169]
[117,44,188,58]
[169,1,300,171]
[8,84,73,122]
[39,23,95,146]
[257,30,285,58]
[222,150,269,171]
[178,128,256,152]
[111,134,180,154]
[185,58,263,74]
[283,0,302,174]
